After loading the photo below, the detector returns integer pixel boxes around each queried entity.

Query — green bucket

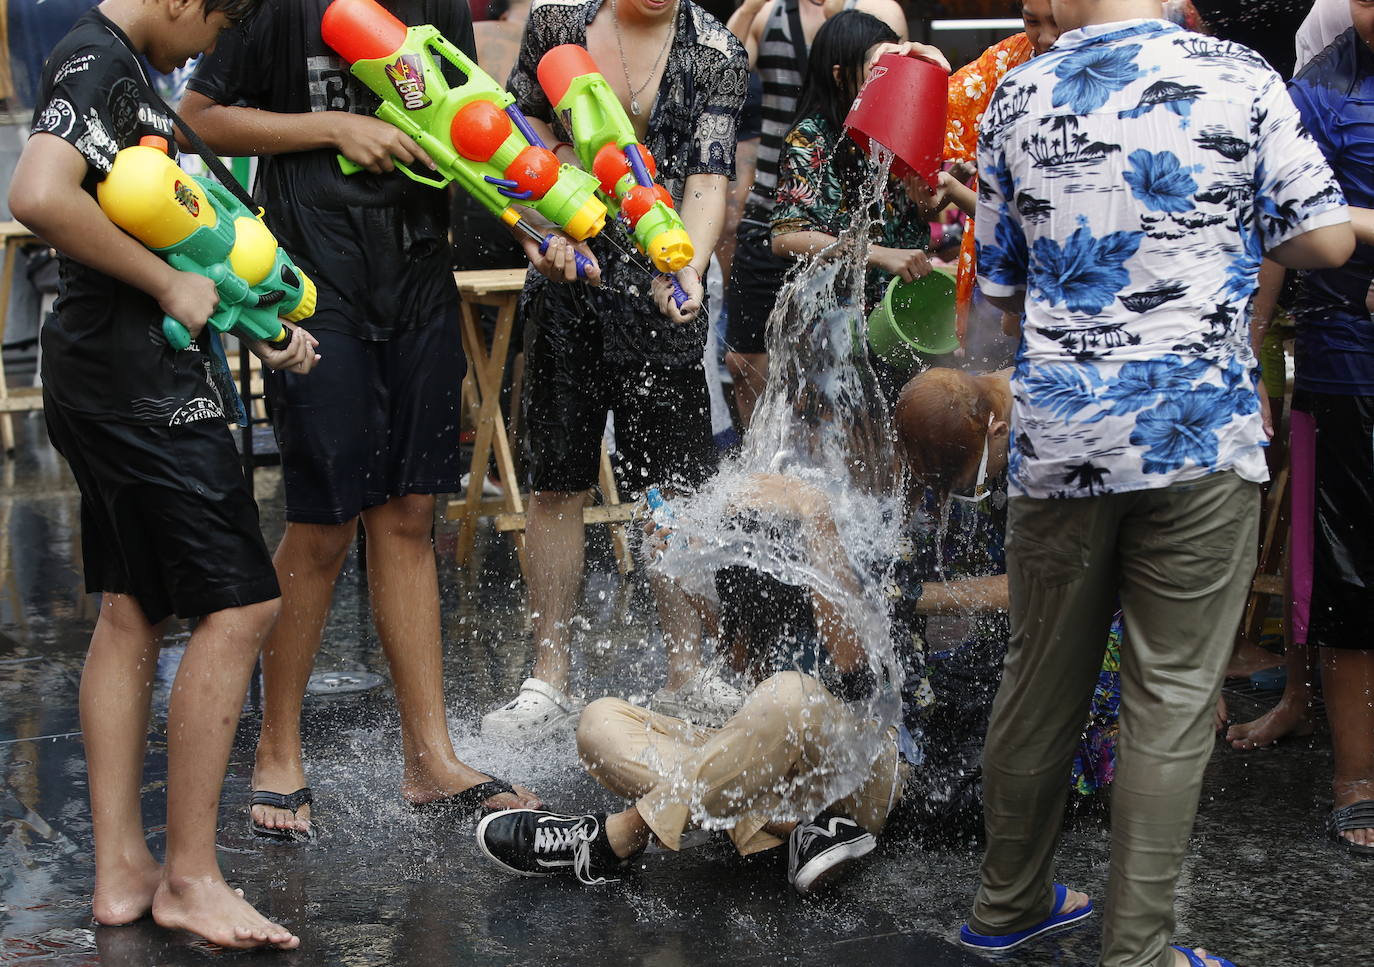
[866,267,959,368]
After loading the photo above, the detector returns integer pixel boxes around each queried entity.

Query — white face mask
[949,412,994,506]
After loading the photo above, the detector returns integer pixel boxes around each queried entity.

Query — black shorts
[265,316,465,524]
[725,222,793,356]
[523,285,716,495]
[1292,389,1374,650]
[43,393,279,625]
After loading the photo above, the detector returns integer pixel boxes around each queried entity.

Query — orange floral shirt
[945,33,1034,339]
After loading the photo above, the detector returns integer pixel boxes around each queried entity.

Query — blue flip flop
[1172,945,1237,967]
[959,883,1094,951]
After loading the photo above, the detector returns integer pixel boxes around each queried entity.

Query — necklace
[610,0,676,116]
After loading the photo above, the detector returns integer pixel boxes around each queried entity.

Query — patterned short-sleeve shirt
[975,19,1348,499]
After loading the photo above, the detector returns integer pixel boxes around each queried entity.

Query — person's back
[979,20,1345,498]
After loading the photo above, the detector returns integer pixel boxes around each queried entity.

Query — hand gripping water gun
[96,136,316,351]
[537,45,695,306]
[320,0,604,277]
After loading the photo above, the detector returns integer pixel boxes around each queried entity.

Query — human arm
[914,573,1009,615]
[9,134,218,338]
[726,0,770,64]
[772,230,933,282]
[653,172,729,322]
[905,170,977,218]
[852,0,908,41]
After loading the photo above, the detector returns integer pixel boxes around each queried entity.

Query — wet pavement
[0,413,1366,967]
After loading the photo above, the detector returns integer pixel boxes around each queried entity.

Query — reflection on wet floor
[0,415,1362,967]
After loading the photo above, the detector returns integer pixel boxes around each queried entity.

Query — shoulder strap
[784,0,808,73]
[97,11,258,210]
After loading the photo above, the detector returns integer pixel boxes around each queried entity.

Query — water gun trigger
[336,150,452,190]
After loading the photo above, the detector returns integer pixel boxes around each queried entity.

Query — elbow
[9,179,53,235]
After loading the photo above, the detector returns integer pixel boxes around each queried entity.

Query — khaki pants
[576,671,903,856]
[970,471,1259,967]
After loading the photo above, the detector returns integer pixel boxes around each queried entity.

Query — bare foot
[250,760,312,838]
[152,874,300,950]
[1173,946,1227,966]
[1058,887,1090,916]
[1332,782,1374,849]
[1225,641,1283,679]
[1226,697,1314,751]
[93,852,163,926]
[1213,695,1228,734]
[406,773,543,812]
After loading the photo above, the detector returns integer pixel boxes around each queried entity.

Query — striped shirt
[741,0,854,227]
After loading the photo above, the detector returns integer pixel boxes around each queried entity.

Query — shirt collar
[1050,18,1181,53]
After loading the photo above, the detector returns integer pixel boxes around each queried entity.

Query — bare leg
[1228,582,1317,751]
[526,490,588,690]
[83,594,165,926]
[605,807,652,859]
[1321,646,1374,849]
[251,520,356,836]
[152,599,300,950]
[725,352,768,427]
[362,493,537,809]
[651,571,702,691]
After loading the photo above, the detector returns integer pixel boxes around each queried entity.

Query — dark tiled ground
[0,414,1365,967]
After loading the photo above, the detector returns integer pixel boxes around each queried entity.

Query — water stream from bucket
[649,145,912,827]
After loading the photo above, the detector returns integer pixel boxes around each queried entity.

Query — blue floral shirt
[975,19,1348,499]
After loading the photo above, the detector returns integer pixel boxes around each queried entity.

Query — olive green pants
[970,471,1259,967]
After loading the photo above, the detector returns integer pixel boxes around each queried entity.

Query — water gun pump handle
[667,274,690,310]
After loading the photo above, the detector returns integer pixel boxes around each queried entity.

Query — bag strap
[98,11,257,210]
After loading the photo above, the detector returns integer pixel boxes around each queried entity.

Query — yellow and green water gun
[96,136,315,351]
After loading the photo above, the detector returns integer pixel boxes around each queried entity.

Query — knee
[576,697,632,766]
[285,520,357,571]
[364,494,435,543]
[199,596,281,643]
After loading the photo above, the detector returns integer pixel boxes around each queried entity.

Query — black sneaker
[787,811,876,895]
[476,809,625,885]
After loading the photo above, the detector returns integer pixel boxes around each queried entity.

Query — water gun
[537,45,694,307]
[96,137,316,351]
[320,0,603,277]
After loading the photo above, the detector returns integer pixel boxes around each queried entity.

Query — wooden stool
[444,269,635,577]
[0,222,43,451]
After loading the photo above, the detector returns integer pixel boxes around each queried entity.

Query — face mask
[949,412,994,506]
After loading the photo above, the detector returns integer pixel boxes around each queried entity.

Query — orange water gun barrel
[321,0,408,63]
[537,44,599,107]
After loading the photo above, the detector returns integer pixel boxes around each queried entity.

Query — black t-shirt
[187,0,475,340]
[35,9,229,427]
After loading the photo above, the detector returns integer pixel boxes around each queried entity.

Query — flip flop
[250,787,316,843]
[409,777,522,820]
[1172,945,1237,967]
[959,883,1094,951]
[1326,800,1374,857]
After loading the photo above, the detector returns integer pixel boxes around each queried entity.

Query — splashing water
[650,146,910,827]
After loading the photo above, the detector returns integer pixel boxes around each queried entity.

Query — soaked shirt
[188,0,473,340]
[976,19,1347,499]
[771,114,929,309]
[509,0,748,368]
[34,9,228,427]
[1288,28,1374,396]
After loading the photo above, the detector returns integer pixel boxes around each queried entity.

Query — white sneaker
[652,667,746,727]
[460,472,504,498]
[481,678,582,741]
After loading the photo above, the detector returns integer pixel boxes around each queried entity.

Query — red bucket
[844,53,948,187]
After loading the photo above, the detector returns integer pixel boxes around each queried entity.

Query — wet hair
[893,368,996,496]
[205,0,264,27]
[793,10,898,186]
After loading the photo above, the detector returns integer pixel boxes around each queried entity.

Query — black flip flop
[409,778,522,821]
[1327,800,1374,857]
[250,787,316,843]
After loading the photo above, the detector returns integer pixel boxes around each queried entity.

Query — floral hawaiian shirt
[975,19,1348,499]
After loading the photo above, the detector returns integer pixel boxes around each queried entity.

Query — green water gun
[321,0,605,276]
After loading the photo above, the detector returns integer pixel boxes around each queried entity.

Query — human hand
[865,41,952,75]
[654,265,703,324]
[904,170,953,214]
[1258,384,1273,440]
[522,230,602,284]
[252,325,321,374]
[1001,311,1022,339]
[156,269,219,341]
[870,246,933,283]
[331,113,436,174]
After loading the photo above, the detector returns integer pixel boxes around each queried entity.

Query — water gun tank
[96,136,217,250]
[321,0,408,63]
[537,43,598,106]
